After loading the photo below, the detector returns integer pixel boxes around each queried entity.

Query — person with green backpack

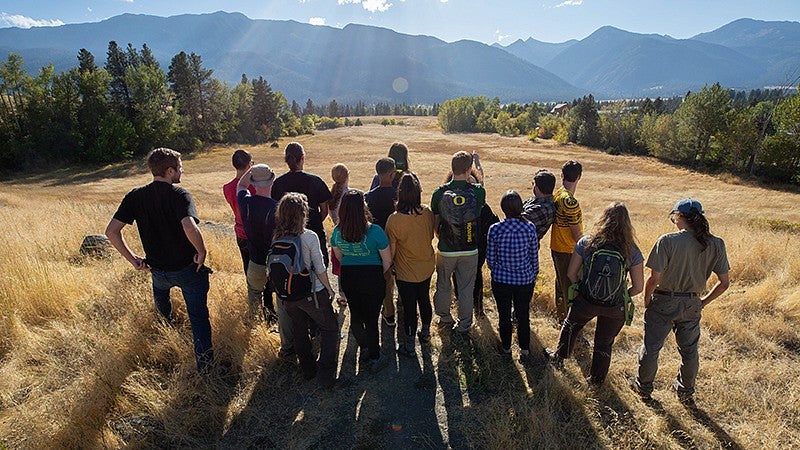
[545,202,644,386]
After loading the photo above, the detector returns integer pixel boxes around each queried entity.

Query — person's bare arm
[628,263,644,297]
[567,251,582,284]
[570,223,582,242]
[105,219,149,270]
[319,202,329,221]
[181,216,207,271]
[379,247,393,273]
[701,272,730,308]
[643,269,661,308]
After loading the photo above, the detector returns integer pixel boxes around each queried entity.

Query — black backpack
[579,244,628,306]
[268,235,313,302]
[438,184,480,252]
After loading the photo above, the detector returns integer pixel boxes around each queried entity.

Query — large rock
[80,234,112,258]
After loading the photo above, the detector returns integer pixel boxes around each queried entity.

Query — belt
[653,289,696,298]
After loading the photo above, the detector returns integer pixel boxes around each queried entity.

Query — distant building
[550,103,570,115]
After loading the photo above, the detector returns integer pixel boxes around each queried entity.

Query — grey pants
[246,262,293,351]
[636,293,703,395]
[433,253,478,331]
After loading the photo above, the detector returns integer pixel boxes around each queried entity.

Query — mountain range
[0,13,798,103]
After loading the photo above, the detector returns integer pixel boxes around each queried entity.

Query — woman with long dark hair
[331,189,393,373]
[633,198,729,402]
[370,142,421,191]
[272,193,339,388]
[385,174,436,356]
[546,202,644,386]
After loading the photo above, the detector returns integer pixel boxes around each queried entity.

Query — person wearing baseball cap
[632,198,730,404]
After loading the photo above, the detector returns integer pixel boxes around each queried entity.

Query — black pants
[237,237,249,274]
[284,289,340,383]
[491,281,534,351]
[396,278,433,337]
[341,265,385,359]
[555,295,625,385]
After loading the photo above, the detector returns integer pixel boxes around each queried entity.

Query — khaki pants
[551,250,572,323]
[636,293,703,396]
[433,253,478,331]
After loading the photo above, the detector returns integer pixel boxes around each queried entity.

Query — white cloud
[0,13,64,28]
[87,7,93,12]
[338,0,393,13]
[555,0,583,7]
[309,17,326,25]
[495,29,511,43]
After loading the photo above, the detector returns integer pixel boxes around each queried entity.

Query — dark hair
[338,189,372,243]
[587,202,636,259]
[232,149,252,170]
[147,147,181,177]
[500,190,524,219]
[533,169,556,195]
[561,160,582,183]
[285,142,304,171]
[396,173,423,215]
[376,157,396,176]
[681,210,711,252]
[388,142,409,171]
[451,151,473,175]
[273,193,309,239]
[443,167,482,184]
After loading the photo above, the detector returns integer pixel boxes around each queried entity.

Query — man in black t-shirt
[271,142,333,266]
[105,148,216,373]
[366,157,398,326]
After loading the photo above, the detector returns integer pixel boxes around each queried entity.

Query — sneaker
[278,347,296,360]
[382,315,396,327]
[674,386,696,407]
[542,348,564,370]
[417,329,431,344]
[369,353,389,373]
[628,377,652,401]
[497,343,512,357]
[396,342,417,358]
[452,324,471,335]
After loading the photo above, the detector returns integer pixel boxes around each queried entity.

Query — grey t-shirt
[646,230,730,294]
[574,236,644,268]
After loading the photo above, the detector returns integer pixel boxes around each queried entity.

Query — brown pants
[551,250,572,323]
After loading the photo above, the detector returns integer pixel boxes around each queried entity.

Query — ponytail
[684,211,711,252]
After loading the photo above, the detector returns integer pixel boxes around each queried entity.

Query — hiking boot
[543,348,564,370]
[417,329,431,344]
[436,317,455,328]
[452,324,471,335]
[674,385,696,408]
[628,377,652,401]
[369,353,389,373]
[382,315,396,327]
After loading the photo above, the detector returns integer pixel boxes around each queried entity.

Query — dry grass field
[1,115,799,449]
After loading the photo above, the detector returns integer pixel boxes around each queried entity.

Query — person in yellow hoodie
[550,160,583,324]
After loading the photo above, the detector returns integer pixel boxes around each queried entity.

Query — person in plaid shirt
[522,169,556,242]
[486,190,539,360]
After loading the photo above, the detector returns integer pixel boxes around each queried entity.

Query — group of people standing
[106,141,730,403]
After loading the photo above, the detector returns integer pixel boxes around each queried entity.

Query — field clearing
[1,116,799,448]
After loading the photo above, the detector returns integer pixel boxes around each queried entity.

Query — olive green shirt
[646,230,730,294]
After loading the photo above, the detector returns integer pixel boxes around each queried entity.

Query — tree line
[438,86,800,185]
[0,44,435,172]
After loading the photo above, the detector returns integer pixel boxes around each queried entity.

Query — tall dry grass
[0,116,799,448]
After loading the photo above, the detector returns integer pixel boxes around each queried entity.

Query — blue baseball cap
[672,198,703,215]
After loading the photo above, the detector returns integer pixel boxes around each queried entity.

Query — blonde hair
[329,163,349,211]
[273,193,309,239]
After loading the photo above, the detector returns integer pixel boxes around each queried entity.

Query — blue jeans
[151,263,213,371]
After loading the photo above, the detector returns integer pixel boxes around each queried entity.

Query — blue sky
[1,0,799,44]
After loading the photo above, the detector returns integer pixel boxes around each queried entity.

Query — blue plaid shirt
[486,218,539,285]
